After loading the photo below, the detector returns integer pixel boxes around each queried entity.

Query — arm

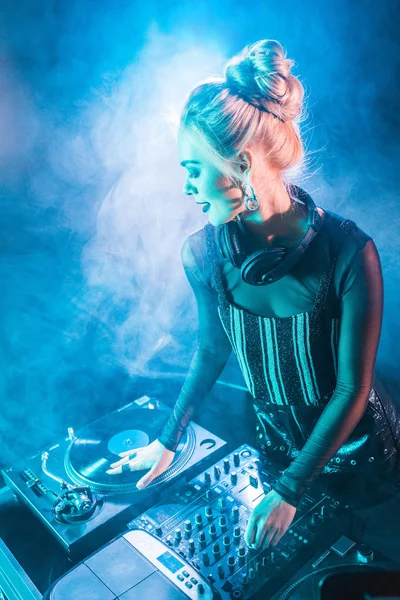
[158,237,232,451]
[273,238,384,506]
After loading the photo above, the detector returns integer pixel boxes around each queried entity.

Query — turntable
[2,395,226,560]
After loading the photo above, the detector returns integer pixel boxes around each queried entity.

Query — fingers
[244,517,257,548]
[112,450,138,466]
[106,456,143,476]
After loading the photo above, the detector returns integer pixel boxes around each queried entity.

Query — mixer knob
[230,471,238,485]
[204,471,212,486]
[269,551,276,563]
[233,526,241,545]
[233,452,240,467]
[209,523,217,540]
[202,551,210,566]
[219,515,228,532]
[189,539,195,553]
[319,505,331,520]
[262,556,267,568]
[174,528,182,542]
[195,513,203,528]
[205,506,213,520]
[249,474,258,488]
[217,497,227,510]
[155,526,163,537]
[255,561,261,574]
[248,567,255,580]
[242,575,249,586]
[198,531,207,549]
[222,534,231,549]
[238,546,246,566]
[357,544,374,563]
[185,519,192,533]
[214,465,221,480]
[197,583,205,596]
[212,543,221,559]
[227,555,236,572]
[205,490,213,502]
[232,506,240,523]
[166,535,173,546]
[217,564,224,579]
[223,458,230,473]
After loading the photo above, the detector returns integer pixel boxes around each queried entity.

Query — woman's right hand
[106,439,175,489]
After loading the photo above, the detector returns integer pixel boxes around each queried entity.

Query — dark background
[1,0,399,469]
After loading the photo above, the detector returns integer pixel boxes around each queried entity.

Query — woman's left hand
[244,489,296,549]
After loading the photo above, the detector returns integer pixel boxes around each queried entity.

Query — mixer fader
[128,444,345,599]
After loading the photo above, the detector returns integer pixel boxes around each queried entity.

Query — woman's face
[178,128,244,226]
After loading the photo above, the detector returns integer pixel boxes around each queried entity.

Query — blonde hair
[180,39,307,183]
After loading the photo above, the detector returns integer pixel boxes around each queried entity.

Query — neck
[240,178,307,247]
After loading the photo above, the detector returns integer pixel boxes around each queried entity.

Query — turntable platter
[64,405,195,494]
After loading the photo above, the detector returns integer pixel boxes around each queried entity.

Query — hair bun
[224,39,304,123]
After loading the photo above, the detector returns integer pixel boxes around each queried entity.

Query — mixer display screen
[157,550,184,573]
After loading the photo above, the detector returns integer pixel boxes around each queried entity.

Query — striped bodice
[204,223,340,408]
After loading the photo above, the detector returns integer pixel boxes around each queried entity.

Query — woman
[107,40,400,552]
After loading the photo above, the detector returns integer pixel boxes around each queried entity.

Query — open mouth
[197,202,211,213]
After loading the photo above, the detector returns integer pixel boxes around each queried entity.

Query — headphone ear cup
[219,221,244,268]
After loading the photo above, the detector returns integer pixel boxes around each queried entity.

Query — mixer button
[214,465,221,480]
[185,581,193,589]
[221,580,233,593]
[182,570,190,577]
[249,474,258,488]
[223,458,230,473]
[155,526,163,536]
[190,577,198,585]
[177,574,184,581]
[230,471,238,485]
[233,452,240,466]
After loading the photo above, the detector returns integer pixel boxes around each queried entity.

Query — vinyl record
[64,405,195,494]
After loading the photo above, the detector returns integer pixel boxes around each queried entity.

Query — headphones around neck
[217,186,323,286]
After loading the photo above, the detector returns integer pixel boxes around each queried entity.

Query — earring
[243,183,259,211]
